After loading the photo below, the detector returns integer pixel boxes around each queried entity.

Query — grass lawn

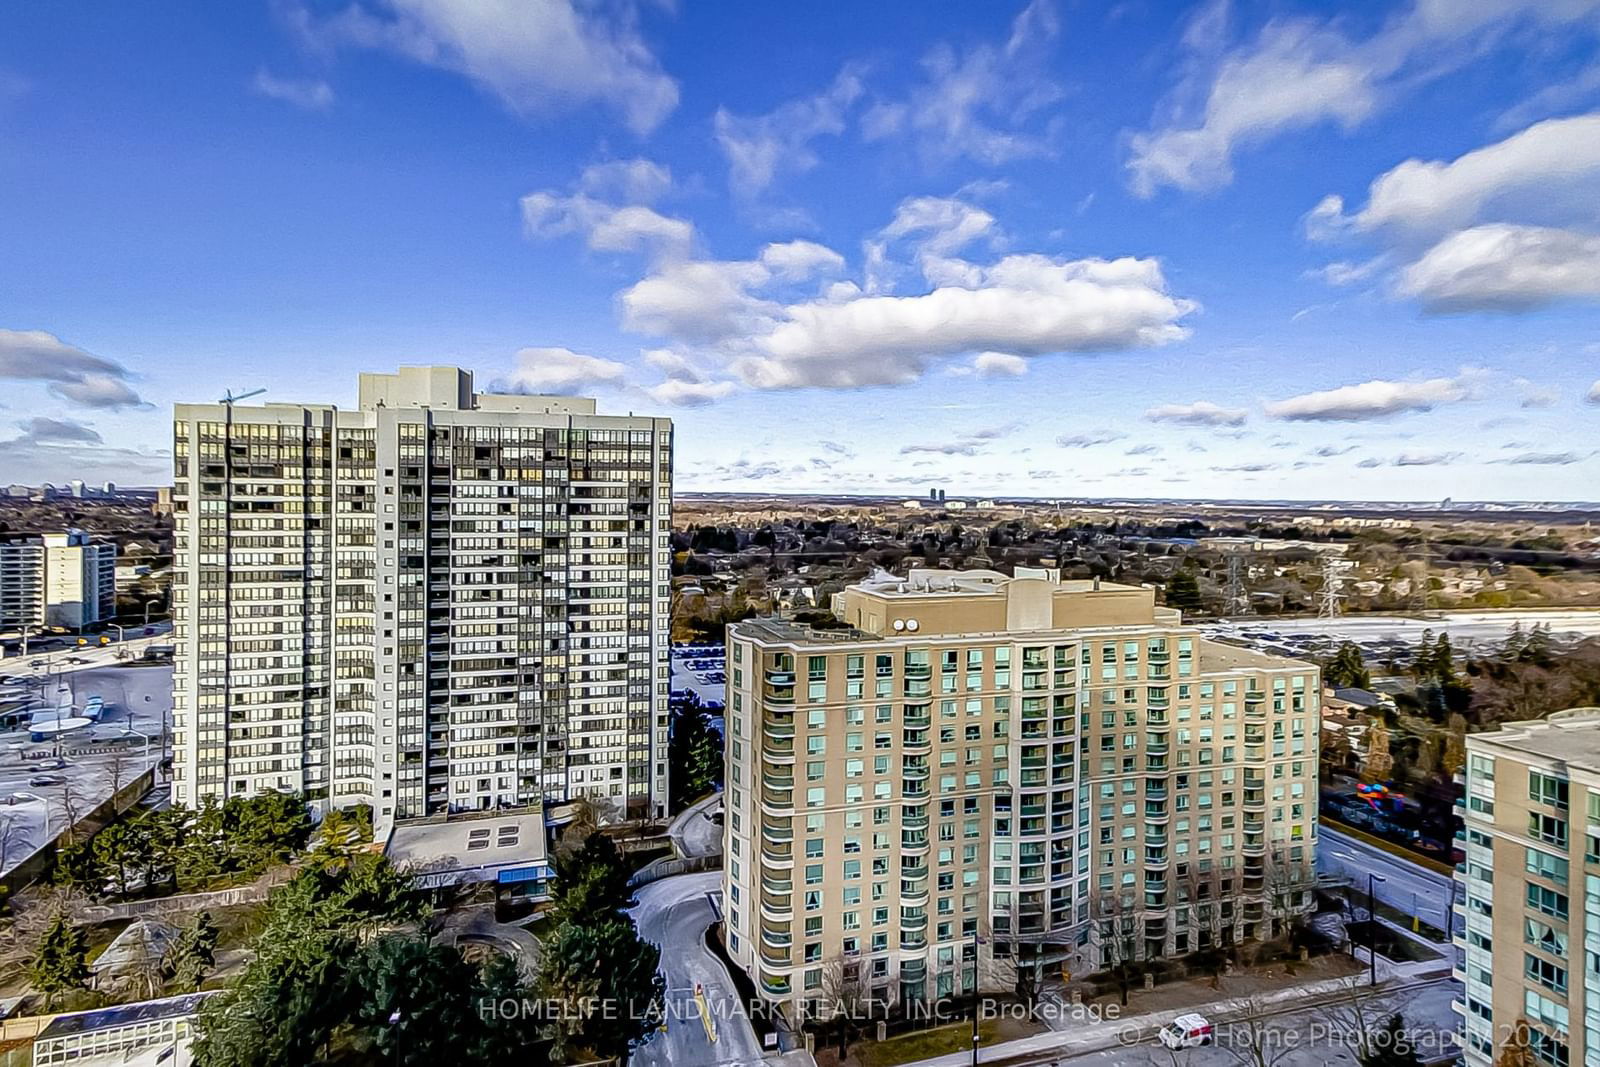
[857,1017,1025,1067]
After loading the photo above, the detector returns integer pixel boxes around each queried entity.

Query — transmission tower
[1220,541,1253,616]
[1315,550,1354,618]
[1411,538,1433,615]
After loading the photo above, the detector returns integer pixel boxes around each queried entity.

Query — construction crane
[219,387,266,405]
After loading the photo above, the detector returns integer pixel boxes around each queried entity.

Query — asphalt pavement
[1052,978,1459,1067]
[631,870,766,1067]
[1317,826,1455,936]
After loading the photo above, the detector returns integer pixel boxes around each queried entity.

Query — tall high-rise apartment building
[1455,707,1600,1067]
[0,530,116,632]
[170,366,673,854]
[723,568,1319,1013]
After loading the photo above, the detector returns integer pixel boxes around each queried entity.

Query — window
[1526,847,1568,885]
[1529,771,1569,810]
[1523,952,1567,994]
[1526,883,1568,919]
[1529,812,1568,848]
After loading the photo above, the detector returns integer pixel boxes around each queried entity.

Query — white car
[1158,1013,1214,1049]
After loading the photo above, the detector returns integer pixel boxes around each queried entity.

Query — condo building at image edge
[723,567,1320,1012]
[0,530,116,633]
[1455,708,1600,1067]
[170,366,672,880]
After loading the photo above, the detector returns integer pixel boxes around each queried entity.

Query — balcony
[762,821,793,844]
[760,971,791,997]
[759,944,791,968]
[762,684,795,706]
[1245,688,1266,703]
[760,893,793,922]
[762,841,793,865]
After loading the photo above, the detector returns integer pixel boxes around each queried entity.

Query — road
[1317,827,1455,935]
[1056,978,1459,1067]
[631,870,765,1067]
[668,792,724,860]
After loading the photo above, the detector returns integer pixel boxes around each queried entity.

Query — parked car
[36,758,67,770]
[1159,1013,1214,1049]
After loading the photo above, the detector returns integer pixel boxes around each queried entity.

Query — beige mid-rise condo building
[170,366,673,879]
[1455,707,1600,1067]
[723,567,1319,1015]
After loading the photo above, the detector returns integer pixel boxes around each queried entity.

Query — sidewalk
[902,949,1451,1067]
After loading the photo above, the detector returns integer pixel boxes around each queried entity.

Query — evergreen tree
[550,830,633,924]
[536,917,663,1062]
[28,911,89,1009]
[164,910,220,992]
[1325,641,1371,689]
[668,696,724,812]
[1164,569,1203,613]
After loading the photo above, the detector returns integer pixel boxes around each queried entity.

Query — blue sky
[2,0,1599,500]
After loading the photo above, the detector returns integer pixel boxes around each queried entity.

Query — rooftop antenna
[220,387,266,405]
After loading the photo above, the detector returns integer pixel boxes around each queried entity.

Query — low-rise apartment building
[723,567,1319,1016]
[0,530,116,632]
[1455,707,1600,1067]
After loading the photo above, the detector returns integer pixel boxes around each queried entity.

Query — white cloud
[1056,430,1127,448]
[0,329,146,409]
[303,0,678,134]
[1129,21,1376,197]
[759,240,846,280]
[497,346,626,394]
[1498,451,1590,465]
[252,69,334,110]
[714,68,862,197]
[862,0,1063,165]
[972,352,1028,377]
[1145,400,1248,426]
[13,416,102,445]
[1393,450,1461,466]
[620,258,780,343]
[1264,374,1473,421]
[1212,462,1279,473]
[521,190,691,260]
[601,199,1192,393]
[1335,112,1600,240]
[1396,224,1600,312]
[1515,379,1559,408]
[577,158,672,203]
[1128,1,1600,197]
[521,160,690,261]
[736,254,1195,389]
[645,378,737,407]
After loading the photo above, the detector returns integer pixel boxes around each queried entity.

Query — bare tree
[815,954,881,1058]
[1092,890,1141,1006]
[1322,976,1398,1063]
[1219,996,1298,1067]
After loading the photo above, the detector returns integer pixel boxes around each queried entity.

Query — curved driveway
[631,870,765,1067]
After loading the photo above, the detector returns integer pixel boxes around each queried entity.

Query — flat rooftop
[1472,708,1600,772]
[385,811,550,888]
[1199,640,1309,672]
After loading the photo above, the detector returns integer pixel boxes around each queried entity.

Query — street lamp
[1364,873,1386,986]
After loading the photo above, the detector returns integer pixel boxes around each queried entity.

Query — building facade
[1455,707,1600,1067]
[170,366,673,846]
[0,530,116,632]
[723,567,1319,1015]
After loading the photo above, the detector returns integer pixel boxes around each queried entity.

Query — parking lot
[0,653,171,876]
